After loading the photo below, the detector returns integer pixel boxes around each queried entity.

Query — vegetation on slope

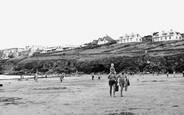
[1,40,184,75]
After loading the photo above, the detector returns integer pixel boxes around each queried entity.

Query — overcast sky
[0,0,184,50]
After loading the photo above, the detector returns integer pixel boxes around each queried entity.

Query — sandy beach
[0,74,184,115]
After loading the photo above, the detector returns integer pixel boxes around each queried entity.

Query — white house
[25,45,47,53]
[0,48,24,59]
[152,29,183,42]
[117,33,142,43]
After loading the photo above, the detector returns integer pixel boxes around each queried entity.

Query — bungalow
[117,33,142,43]
[97,35,115,45]
[152,29,182,42]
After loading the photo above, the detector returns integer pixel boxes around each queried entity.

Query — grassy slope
[4,39,184,64]
[1,40,184,74]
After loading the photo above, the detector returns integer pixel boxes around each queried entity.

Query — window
[162,33,167,35]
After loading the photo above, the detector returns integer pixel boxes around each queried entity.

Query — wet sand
[0,74,184,115]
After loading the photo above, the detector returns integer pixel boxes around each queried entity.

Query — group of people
[33,71,65,82]
[91,73,101,80]
[108,63,130,97]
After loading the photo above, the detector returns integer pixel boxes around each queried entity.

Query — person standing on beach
[173,71,176,77]
[166,71,169,77]
[60,73,65,82]
[45,74,48,79]
[117,72,127,97]
[34,72,38,82]
[183,70,184,77]
[20,74,24,79]
[91,72,95,80]
[108,71,117,97]
[98,73,101,80]
[124,75,130,91]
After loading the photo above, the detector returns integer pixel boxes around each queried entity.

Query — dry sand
[0,74,184,115]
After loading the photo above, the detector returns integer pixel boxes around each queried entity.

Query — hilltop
[1,40,184,75]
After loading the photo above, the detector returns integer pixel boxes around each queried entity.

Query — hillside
[1,40,184,75]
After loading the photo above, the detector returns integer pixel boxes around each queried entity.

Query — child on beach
[110,63,116,74]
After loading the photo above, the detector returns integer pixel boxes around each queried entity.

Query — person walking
[117,72,127,97]
[108,71,117,97]
[34,72,38,82]
[98,73,101,80]
[173,71,176,77]
[60,73,65,82]
[166,71,169,77]
[125,75,130,91]
[91,72,95,80]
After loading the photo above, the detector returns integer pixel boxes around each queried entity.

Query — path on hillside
[0,74,184,115]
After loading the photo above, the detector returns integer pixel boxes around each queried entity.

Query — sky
[0,0,184,50]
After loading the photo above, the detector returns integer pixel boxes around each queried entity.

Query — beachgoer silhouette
[60,73,65,82]
[91,73,94,80]
[108,71,117,97]
[117,72,127,97]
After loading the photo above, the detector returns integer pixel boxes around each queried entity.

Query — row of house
[0,45,77,59]
[80,29,183,47]
[0,29,183,59]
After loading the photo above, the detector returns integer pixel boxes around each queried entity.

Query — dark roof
[103,35,115,41]
[143,35,152,38]
[153,32,159,36]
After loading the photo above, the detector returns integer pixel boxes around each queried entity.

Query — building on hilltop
[141,35,153,42]
[0,48,24,59]
[25,45,47,53]
[97,35,115,45]
[117,33,142,43]
[179,33,184,39]
[24,45,47,55]
[152,29,183,42]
